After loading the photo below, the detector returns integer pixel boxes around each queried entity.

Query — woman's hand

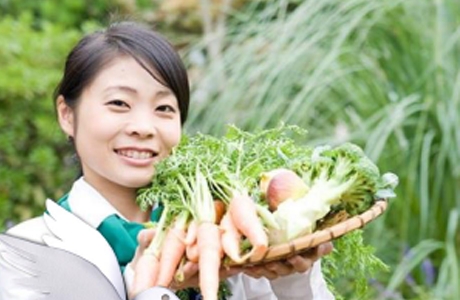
[129,230,332,298]
[129,229,242,297]
[170,242,334,287]
[128,229,157,299]
[242,242,333,280]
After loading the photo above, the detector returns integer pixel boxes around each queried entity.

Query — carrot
[214,200,226,224]
[177,169,224,299]
[173,256,187,284]
[228,191,268,261]
[184,219,198,246]
[156,212,188,287]
[220,211,244,263]
[197,221,223,300]
[186,241,199,263]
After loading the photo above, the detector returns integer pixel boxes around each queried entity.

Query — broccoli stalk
[268,143,396,245]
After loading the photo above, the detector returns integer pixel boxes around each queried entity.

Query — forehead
[87,55,169,92]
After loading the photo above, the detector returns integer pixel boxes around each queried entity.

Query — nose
[125,110,157,138]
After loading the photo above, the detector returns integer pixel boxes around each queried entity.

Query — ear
[56,95,75,138]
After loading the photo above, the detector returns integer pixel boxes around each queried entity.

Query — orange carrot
[184,219,198,246]
[214,200,226,224]
[173,256,187,284]
[197,221,223,300]
[220,211,244,263]
[156,213,188,287]
[186,241,199,263]
[177,169,224,299]
[228,192,268,261]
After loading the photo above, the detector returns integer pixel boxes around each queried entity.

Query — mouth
[115,149,158,160]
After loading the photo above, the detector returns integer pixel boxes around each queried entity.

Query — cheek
[165,123,182,151]
[73,113,118,149]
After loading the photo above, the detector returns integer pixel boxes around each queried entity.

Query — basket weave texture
[227,199,388,267]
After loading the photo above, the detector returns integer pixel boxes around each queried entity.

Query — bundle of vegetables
[136,124,398,300]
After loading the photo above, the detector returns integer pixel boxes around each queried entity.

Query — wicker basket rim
[227,199,388,267]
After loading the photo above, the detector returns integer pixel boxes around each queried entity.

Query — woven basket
[226,199,388,267]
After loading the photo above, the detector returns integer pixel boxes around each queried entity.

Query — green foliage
[0,0,135,29]
[138,124,391,299]
[322,230,389,300]
[0,14,80,224]
[138,124,312,209]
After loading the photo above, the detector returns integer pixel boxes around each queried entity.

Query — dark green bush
[0,14,82,226]
[0,0,134,29]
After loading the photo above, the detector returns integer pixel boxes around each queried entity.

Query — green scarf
[56,194,163,272]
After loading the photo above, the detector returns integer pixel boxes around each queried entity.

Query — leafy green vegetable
[137,123,396,300]
[268,142,398,244]
[322,230,390,300]
[137,123,311,209]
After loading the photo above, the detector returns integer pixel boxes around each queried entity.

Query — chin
[121,177,153,189]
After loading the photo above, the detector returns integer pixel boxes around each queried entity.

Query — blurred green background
[0,0,458,299]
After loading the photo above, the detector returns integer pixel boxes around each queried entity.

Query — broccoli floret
[301,143,382,215]
[339,157,381,215]
[325,144,381,215]
[330,142,366,163]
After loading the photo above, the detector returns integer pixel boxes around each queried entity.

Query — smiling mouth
[115,149,157,160]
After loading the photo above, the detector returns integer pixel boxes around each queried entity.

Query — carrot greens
[136,123,398,300]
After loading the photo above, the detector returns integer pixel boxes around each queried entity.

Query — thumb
[131,229,156,269]
[137,228,156,252]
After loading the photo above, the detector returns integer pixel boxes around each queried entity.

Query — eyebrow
[104,85,138,94]
[103,85,173,97]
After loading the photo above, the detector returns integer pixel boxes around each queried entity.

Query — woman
[2,21,334,299]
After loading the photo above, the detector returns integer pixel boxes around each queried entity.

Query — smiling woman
[1,21,334,300]
[56,55,182,220]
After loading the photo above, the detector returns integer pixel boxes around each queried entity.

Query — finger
[242,267,262,279]
[243,266,278,280]
[137,229,156,251]
[264,261,293,277]
[182,261,199,276]
[131,229,157,269]
[293,241,334,263]
[302,242,334,261]
[219,266,242,280]
[318,242,334,256]
[286,255,314,273]
[261,270,279,280]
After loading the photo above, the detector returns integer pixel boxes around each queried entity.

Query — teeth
[117,150,154,159]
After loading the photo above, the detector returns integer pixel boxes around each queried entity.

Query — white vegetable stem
[270,179,352,244]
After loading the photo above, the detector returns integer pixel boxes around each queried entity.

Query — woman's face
[57,55,182,193]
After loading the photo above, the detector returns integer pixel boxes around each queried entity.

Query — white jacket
[3,178,334,300]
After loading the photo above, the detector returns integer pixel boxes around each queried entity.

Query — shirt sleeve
[270,261,334,300]
[227,260,334,300]
[227,273,277,300]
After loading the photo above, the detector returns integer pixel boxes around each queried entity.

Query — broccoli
[269,142,397,245]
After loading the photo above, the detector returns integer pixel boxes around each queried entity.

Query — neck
[82,176,151,223]
[101,187,151,223]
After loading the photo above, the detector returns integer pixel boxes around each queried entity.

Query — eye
[107,100,130,108]
[156,105,176,113]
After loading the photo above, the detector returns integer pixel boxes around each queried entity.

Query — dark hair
[54,21,190,124]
